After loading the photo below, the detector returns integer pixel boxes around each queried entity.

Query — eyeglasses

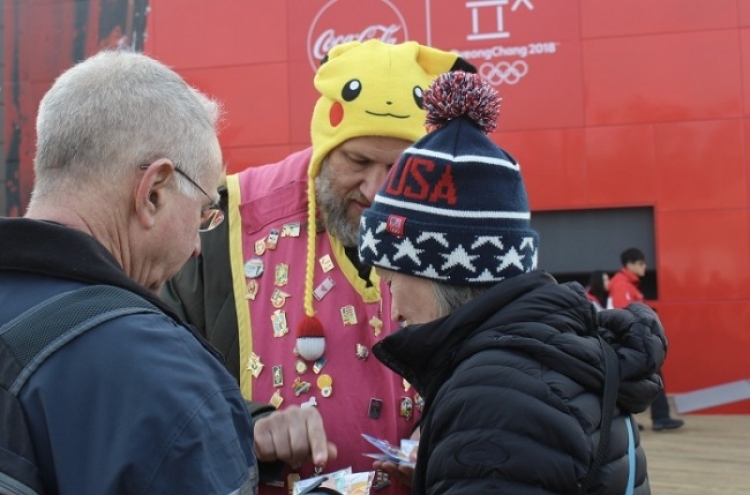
[139,164,225,232]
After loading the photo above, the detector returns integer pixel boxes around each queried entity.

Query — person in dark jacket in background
[358,72,667,494]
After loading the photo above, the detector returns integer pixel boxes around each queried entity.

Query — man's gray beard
[314,172,359,247]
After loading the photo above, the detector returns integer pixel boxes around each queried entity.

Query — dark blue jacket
[0,217,258,495]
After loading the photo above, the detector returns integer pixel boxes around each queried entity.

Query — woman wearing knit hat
[360,72,666,494]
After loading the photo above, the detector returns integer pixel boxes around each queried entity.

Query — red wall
[8,0,750,412]
[4,0,147,217]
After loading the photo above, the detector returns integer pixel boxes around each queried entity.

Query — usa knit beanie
[358,71,538,284]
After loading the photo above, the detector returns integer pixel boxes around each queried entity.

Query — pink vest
[226,148,417,494]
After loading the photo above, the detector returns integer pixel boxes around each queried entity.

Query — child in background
[585,270,611,312]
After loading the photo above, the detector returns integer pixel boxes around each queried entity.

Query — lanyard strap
[623,416,636,495]
[579,337,621,493]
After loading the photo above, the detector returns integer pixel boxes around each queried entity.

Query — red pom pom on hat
[424,71,500,134]
[296,315,326,361]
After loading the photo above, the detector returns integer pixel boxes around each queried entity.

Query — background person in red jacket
[610,247,685,431]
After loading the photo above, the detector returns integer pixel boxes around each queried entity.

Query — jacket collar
[618,267,641,286]
[0,217,184,323]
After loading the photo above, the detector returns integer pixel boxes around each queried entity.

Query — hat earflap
[296,178,326,361]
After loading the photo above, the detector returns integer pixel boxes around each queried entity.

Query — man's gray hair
[432,282,491,317]
[32,49,221,199]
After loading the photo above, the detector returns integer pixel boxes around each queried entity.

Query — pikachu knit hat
[297,40,475,358]
[359,71,539,284]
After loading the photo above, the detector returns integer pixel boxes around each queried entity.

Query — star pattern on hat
[360,228,381,255]
[416,264,449,280]
[522,237,539,271]
[376,254,397,270]
[416,232,449,247]
[393,238,424,266]
[472,236,504,250]
[441,244,479,273]
[468,269,500,283]
[497,246,525,272]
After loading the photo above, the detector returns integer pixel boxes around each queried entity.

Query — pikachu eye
[342,79,362,102]
[413,86,424,109]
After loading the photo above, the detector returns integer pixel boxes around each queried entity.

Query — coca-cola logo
[307,0,409,71]
[312,25,402,61]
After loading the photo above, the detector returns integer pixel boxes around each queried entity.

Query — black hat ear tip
[450,58,477,74]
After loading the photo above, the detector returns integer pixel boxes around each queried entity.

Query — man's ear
[134,159,175,228]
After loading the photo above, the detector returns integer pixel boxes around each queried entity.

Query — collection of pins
[242,222,422,491]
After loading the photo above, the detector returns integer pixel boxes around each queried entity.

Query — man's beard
[314,167,362,247]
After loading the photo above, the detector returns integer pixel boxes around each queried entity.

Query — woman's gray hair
[32,49,221,199]
[432,282,491,317]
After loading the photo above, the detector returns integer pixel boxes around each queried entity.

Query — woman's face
[378,269,441,326]
[603,273,610,291]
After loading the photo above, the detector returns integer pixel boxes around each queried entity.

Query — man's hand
[253,405,337,467]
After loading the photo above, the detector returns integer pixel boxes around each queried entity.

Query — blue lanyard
[624,416,636,495]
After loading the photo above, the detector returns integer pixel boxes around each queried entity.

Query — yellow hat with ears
[297,39,475,358]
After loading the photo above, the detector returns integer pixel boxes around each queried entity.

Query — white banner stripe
[373,195,531,219]
[405,147,520,171]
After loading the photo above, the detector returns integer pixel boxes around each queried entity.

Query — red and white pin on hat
[296,315,326,361]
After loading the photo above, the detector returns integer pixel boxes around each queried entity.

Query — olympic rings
[479,60,529,85]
